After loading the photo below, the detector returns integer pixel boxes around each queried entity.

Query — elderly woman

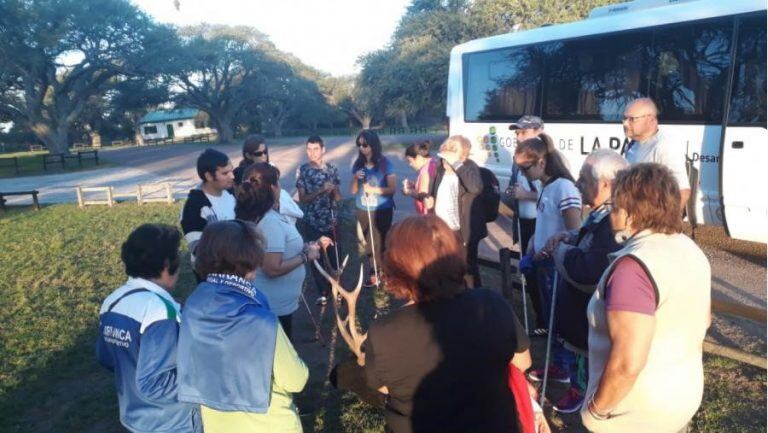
[360,215,544,433]
[581,163,711,433]
[534,149,629,414]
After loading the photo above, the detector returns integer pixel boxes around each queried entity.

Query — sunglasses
[518,162,536,172]
[356,142,370,148]
[250,150,268,157]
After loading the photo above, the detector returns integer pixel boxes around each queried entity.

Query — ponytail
[539,133,574,183]
[235,163,279,223]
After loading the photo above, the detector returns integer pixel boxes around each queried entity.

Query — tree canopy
[0,0,626,150]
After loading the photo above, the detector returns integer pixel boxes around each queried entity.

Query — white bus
[446,0,766,243]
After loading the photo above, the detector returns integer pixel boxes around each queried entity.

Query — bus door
[721,13,767,243]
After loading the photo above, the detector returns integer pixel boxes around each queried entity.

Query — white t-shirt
[435,172,461,231]
[514,170,542,220]
[252,209,305,316]
[625,131,689,191]
[204,190,236,221]
[533,178,582,253]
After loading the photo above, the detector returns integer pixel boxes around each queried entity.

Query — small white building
[139,108,216,141]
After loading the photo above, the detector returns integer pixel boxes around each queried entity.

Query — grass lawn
[0,151,113,178]
[0,203,764,433]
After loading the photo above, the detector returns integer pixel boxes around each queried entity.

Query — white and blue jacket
[96,278,200,433]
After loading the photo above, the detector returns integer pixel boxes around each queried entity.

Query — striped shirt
[533,177,582,253]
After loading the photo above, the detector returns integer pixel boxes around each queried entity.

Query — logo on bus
[478,126,515,163]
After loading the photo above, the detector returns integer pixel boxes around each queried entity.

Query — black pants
[512,217,536,257]
[464,236,482,289]
[303,224,340,296]
[356,207,394,273]
[278,314,293,342]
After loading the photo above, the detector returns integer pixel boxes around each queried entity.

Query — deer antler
[313,257,367,365]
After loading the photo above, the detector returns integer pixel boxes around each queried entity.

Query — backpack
[479,167,501,223]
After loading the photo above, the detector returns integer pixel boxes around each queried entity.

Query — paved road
[1,135,764,354]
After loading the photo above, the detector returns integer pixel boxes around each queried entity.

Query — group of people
[96,97,711,433]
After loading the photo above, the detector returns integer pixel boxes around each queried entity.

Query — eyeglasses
[251,150,268,157]
[622,114,653,123]
[517,162,536,172]
[356,142,370,148]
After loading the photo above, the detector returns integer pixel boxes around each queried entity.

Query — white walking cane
[539,270,559,408]
[516,216,530,335]
[364,192,380,286]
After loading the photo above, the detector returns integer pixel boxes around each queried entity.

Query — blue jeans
[536,259,576,378]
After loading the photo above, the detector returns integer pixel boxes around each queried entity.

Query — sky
[132,0,412,77]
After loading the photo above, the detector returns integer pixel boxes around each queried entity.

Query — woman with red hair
[359,215,544,433]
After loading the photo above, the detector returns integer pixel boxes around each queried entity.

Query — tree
[328,75,384,130]
[0,0,176,153]
[467,0,622,38]
[251,62,326,137]
[107,78,170,144]
[168,25,275,144]
[358,9,470,126]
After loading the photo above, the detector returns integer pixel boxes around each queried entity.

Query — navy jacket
[553,206,621,353]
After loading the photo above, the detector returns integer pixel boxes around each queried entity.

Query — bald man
[623,98,691,209]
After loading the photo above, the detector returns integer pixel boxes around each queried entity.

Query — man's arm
[297,186,331,204]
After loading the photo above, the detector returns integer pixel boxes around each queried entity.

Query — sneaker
[528,365,570,384]
[553,387,584,413]
[315,295,328,306]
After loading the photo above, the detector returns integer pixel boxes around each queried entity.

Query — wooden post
[137,184,144,205]
[107,187,114,207]
[32,191,40,210]
[165,182,173,203]
[76,186,84,208]
[704,341,767,369]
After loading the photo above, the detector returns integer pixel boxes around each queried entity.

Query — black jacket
[430,158,487,243]
[553,208,621,352]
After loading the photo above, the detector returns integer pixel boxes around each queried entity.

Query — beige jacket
[581,231,711,433]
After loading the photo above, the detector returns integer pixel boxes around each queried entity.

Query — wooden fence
[76,183,174,208]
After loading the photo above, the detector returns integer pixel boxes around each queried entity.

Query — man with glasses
[506,115,547,335]
[623,98,691,209]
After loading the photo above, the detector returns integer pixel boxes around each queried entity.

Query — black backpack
[479,167,500,223]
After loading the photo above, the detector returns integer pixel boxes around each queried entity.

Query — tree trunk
[30,122,69,153]
[399,110,409,128]
[211,115,234,144]
[361,115,372,130]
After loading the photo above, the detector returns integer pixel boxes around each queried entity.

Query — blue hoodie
[96,278,200,433]
[177,273,278,412]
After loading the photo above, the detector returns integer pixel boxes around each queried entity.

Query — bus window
[542,29,652,122]
[463,46,542,122]
[728,13,767,127]
[649,17,733,123]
